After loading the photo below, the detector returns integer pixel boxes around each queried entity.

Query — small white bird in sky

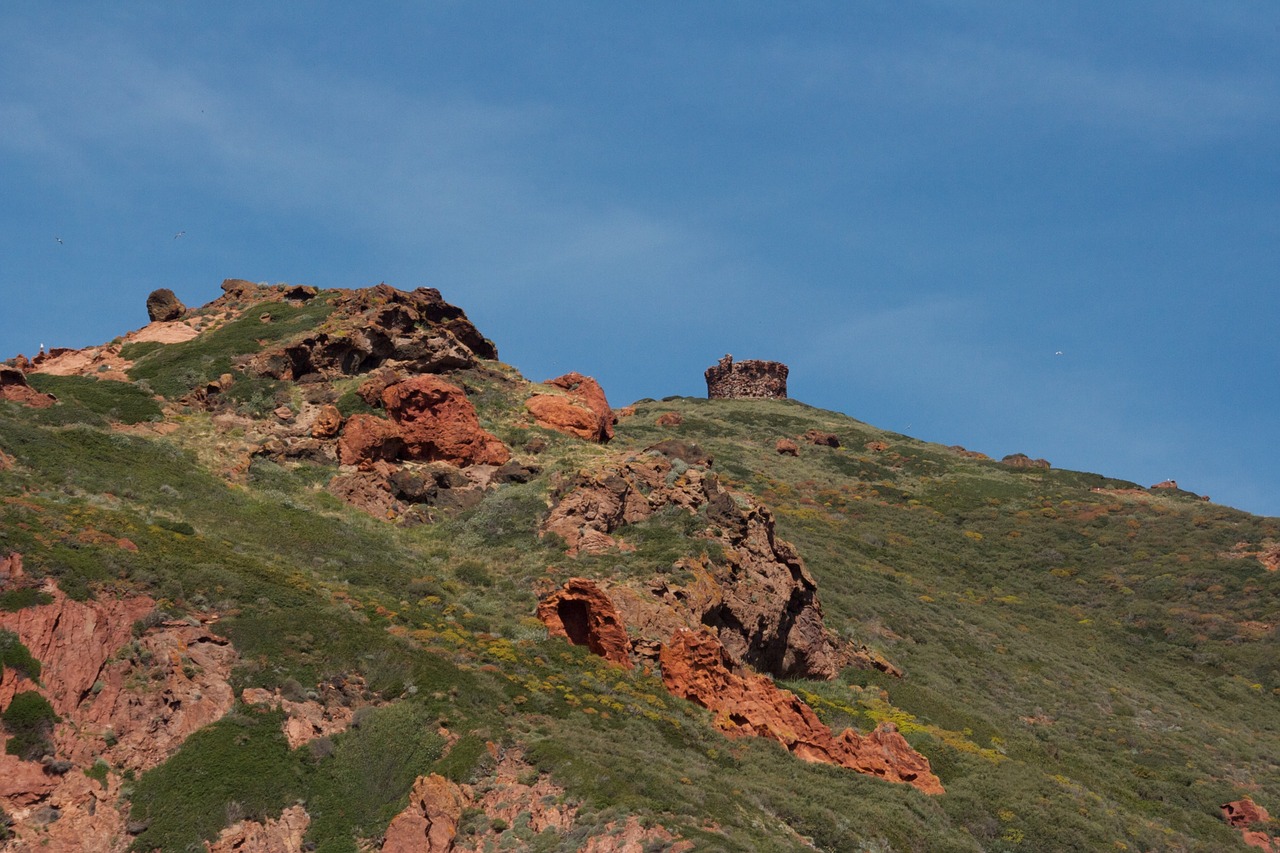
[1055,351,1064,356]
[54,237,63,244]
[174,231,186,240]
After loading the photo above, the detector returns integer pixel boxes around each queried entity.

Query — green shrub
[0,630,41,680]
[0,588,53,612]
[2,690,59,760]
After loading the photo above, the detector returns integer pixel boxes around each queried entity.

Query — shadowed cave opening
[557,599,592,650]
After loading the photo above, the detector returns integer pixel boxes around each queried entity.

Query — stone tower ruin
[705,354,788,399]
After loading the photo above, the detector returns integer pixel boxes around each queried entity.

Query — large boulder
[145,288,186,322]
[382,375,509,467]
[525,372,615,443]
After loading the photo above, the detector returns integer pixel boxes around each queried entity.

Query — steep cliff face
[0,561,238,850]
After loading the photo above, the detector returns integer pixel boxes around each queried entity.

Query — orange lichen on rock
[525,372,615,442]
[660,629,943,794]
[537,578,633,668]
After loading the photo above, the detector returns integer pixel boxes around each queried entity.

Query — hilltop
[1,281,1278,852]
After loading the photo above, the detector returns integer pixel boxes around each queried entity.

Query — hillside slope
[1,281,1277,852]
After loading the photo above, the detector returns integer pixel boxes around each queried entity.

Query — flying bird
[174,231,186,240]
[54,237,63,244]
[1054,351,1063,356]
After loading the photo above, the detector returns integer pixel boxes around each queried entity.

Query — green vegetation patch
[129,707,303,851]
[127,296,335,398]
[25,373,162,424]
[0,587,54,612]
[2,690,59,760]
[0,630,41,681]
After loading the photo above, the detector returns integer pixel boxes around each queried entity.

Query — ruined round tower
[704,354,788,399]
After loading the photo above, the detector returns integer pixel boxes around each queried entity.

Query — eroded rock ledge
[541,448,843,680]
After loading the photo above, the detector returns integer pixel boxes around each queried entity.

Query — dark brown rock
[1002,453,1050,469]
[145,288,186,322]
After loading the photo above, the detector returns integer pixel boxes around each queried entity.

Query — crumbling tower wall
[705,355,788,400]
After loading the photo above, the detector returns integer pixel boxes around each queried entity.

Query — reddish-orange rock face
[526,372,615,443]
[382,774,468,853]
[0,365,56,408]
[1223,799,1279,852]
[537,578,633,668]
[208,805,311,853]
[383,375,510,466]
[775,437,799,456]
[660,629,943,795]
[337,414,405,467]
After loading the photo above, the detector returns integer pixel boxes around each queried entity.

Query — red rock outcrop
[381,747,685,853]
[525,372,615,442]
[537,579,633,668]
[0,365,56,408]
[207,804,311,853]
[383,375,509,466]
[382,774,468,853]
[660,629,943,795]
[803,430,840,448]
[655,411,683,427]
[1223,799,1278,852]
[775,438,799,456]
[541,454,843,680]
[0,580,155,718]
[1151,479,1179,490]
[337,415,405,467]
[241,675,370,749]
[0,566,239,848]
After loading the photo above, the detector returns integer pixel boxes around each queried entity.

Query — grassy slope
[2,325,1277,851]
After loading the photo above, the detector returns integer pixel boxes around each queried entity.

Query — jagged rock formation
[1222,799,1279,852]
[206,805,311,853]
[525,372,615,442]
[541,448,843,680]
[380,747,689,853]
[1001,453,1050,469]
[536,578,633,669]
[0,563,238,849]
[249,284,496,381]
[705,354,788,399]
[241,675,371,749]
[776,437,799,456]
[660,628,943,795]
[145,288,186,322]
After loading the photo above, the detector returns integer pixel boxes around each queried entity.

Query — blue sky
[2,3,1278,516]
